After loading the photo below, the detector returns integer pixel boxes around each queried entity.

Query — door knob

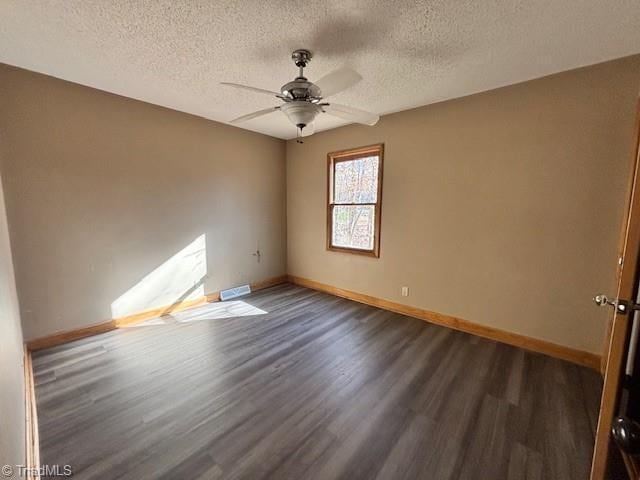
[612,417,640,455]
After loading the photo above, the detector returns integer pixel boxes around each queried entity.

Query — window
[327,144,383,257]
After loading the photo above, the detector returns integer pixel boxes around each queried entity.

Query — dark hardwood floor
[33,283,602,479]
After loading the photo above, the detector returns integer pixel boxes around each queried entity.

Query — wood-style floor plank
[33,283,602,479]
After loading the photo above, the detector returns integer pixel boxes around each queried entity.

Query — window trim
[326,143,384,257]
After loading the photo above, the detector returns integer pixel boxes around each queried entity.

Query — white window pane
[334,156,379,204]
[332,205,375,250]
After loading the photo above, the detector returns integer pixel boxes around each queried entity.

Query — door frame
[591,99,640,480]
[601,104,640,375]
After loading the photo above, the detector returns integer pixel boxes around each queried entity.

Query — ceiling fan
[222,49,379,142]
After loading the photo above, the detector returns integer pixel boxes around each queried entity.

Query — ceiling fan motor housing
[281,79,321,100]
[279,101,321,129]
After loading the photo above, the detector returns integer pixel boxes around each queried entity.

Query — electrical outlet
[401,286,409,297]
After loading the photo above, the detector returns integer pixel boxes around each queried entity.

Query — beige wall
[287,55,640,355]
[0,167,25,470]
[0,64,286,340]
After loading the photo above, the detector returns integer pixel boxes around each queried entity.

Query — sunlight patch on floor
[173,300,267,323]
[120,317,169,328]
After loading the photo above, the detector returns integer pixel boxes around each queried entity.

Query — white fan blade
[323,103,379,126]
[315,67,362,98]
[221,82,281,97]
[230,107,279,124]
[301,123,315,137]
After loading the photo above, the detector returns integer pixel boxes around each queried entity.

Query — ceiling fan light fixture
[279,101,321,129]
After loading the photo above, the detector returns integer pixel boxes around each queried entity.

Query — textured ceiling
[1,1,640,140]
